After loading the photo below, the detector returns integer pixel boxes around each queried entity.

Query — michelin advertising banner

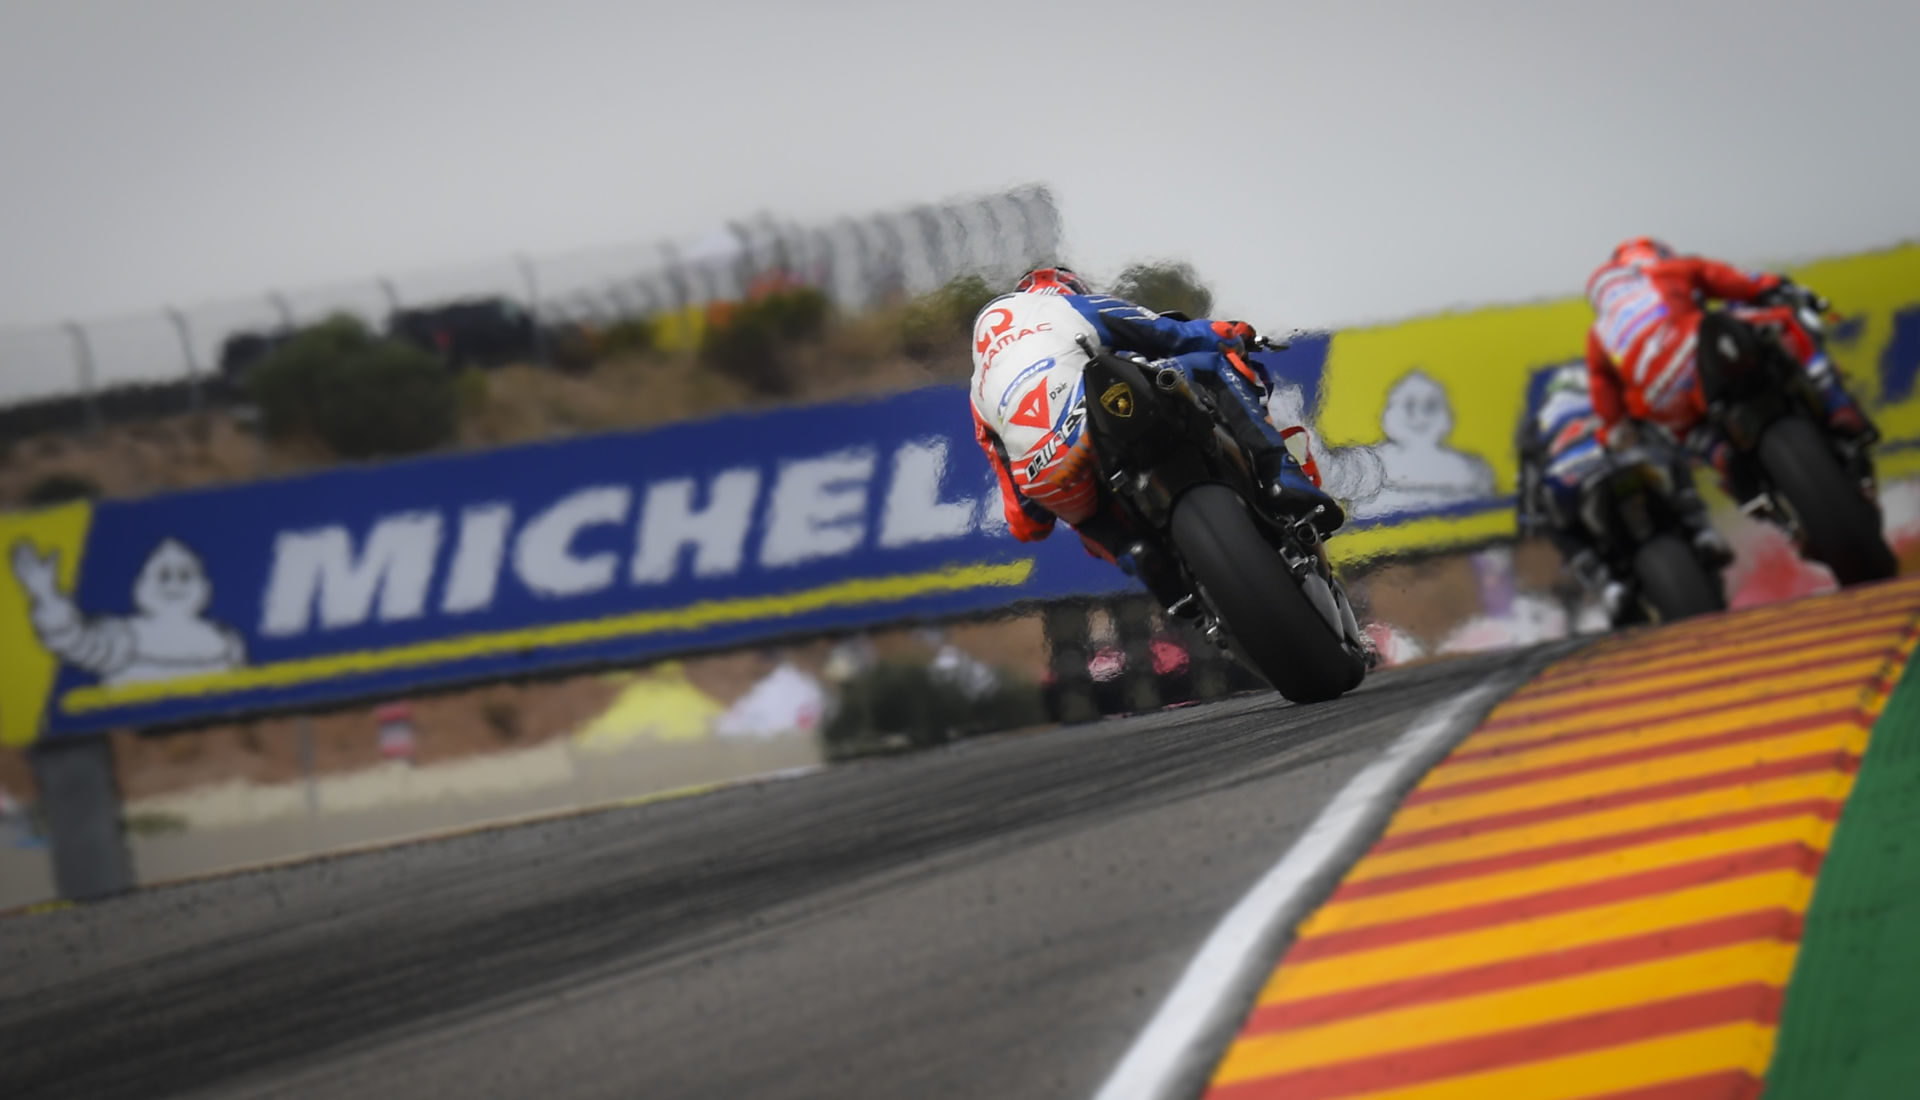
[0,388,1135,746]
[5,243,1919,745]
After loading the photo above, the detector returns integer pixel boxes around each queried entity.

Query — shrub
[24,471,101,507]
[247,314,456,458]
[544,322,601,372]
[749,286,830,343]
[597,316,656,359]
[1111,261,1215,319]
[699,287,833,396]
[900,273,997,362]
[246,315,364,436]
[453,366,490,416]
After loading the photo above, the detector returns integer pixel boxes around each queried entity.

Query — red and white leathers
[1584,253,1789,444]
[970,294,1100,537]
[968,289,1254,547]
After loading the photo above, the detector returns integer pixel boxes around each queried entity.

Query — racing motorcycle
[1698,284,1895,586]
[1566,434,1727,624]
[1069,335,1369,704]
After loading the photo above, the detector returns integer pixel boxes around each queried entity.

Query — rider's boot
[1666,466,1734,567]
[1691,524,1735,568]
[1680,503,1735,567]
[1197,355,1346,535]
[1567,546,1610,594]
[1806,354,1878,445]
[1169,346,1348,538]
[1804,354,1881,492]
[1255,447,1345,535]
[1689,428,1769,518]
[1128,542,1208,627]
[1078,509,1202,624]
[1567,546,1633,625]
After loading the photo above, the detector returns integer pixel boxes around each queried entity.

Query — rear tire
[1757,417,1896,585]
[1169,483,1366,704]
[1632,534,1725,623]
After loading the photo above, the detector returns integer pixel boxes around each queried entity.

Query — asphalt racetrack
[0,647,1569,1100]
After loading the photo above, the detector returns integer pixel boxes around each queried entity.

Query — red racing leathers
[1583,253,1814,444]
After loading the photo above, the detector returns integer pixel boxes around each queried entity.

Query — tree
[699,286,833,396]
[1111,261,1215,319]
[900,273,997,362]
[247,314,457,458]
[24,472,100,507]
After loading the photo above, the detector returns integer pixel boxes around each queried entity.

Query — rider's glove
[1765,277,1830,313]
[1211,320,1257,347]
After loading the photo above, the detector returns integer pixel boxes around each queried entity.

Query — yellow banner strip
[1330,507,1516,565]
[60,558,1036,715]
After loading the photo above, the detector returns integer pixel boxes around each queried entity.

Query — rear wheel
[1169,483,1366,704]
[1632,534,1725,622]
[1758,418,1896,585]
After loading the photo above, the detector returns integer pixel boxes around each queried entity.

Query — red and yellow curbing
[1205,576,1920,1100]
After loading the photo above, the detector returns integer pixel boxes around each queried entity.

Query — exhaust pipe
[1155,367,1184,391]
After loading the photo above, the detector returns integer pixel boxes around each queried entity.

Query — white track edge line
[1089,675,1518,1100]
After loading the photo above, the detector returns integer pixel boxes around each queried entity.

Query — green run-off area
[1767,646,1920,1098]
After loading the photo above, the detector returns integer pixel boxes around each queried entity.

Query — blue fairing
[1064,295,1225,358]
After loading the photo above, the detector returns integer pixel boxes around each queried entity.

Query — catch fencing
[0,184,1061,437]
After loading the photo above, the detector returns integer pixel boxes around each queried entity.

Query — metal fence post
[911,206,948,288]
[63,321,100,435]
[29,735,134,901]
[766,216,797,285]
[660,242,690,313]
[628,277,661,318]
[297,714,320,850]
[727,220,757,299]
[515,254,548,366]
[165,307,203,411]
[875,216,908,304]
[839,219,872,308]
[811,227,840,302]
[1019,184,1062,261]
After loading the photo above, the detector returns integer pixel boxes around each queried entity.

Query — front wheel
[1632,534,1726,623]
[1168,483,1366,704]
[1757,417,1896,585]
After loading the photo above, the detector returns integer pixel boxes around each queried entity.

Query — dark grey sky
[2,0,1915,334]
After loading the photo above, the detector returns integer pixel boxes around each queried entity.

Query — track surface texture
[0,650,1543,1100]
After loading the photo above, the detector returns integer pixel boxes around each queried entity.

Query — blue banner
[2,385,1134,744]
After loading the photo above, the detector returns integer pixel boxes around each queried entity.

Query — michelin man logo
[1351,370,1497,520]
[9,537,246,686]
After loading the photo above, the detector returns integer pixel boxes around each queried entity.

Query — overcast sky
[2,0,1916,340]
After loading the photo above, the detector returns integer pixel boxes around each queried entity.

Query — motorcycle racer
[1583,238,1872,485]
[1518,363,1728,623]
[969,265,1338,604]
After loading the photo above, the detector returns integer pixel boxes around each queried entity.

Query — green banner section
[1766,644,1920,1098]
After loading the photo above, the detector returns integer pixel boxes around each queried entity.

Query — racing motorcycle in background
[1562,432,1728,624]
[1698,284,1896,586]
[1069,335,1370,704]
